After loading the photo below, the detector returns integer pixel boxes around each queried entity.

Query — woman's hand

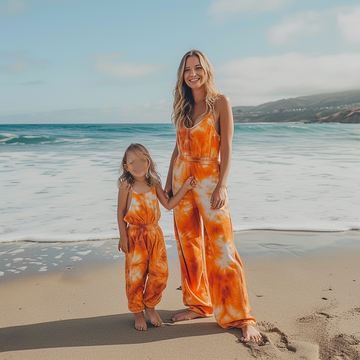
[164,180,172,199]
[210,185,227,210]
[118,236,129,253]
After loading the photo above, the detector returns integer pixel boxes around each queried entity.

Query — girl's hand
[118,236,129,253]
[164,181,172,199]
[183,176,196,190]
[210,185,227,210]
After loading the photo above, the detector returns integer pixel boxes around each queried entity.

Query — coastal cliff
[318,107,360,123]
[232,89,360,123]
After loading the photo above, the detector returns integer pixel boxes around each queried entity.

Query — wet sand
[1,231,360,359]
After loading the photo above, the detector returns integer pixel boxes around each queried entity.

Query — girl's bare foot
[171,310,204,322]
[145,306,163,327]
[241,325,262,343]
[134,311,147,331]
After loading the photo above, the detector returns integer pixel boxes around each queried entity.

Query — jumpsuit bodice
[124,187,160,227]
[176,114,220,159]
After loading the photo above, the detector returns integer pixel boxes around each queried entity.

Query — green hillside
[232,89,360,123]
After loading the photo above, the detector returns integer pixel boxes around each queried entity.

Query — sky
[1,0,360,123]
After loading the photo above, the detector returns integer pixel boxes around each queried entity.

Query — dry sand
[0,231,359,360]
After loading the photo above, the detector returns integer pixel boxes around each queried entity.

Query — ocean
[1,123,359,244]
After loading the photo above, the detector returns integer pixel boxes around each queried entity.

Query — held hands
[164,177,196,198]
[164,182,172,199]
[183,176,196,190]
[210,185,227,210]
[118,236,129,253]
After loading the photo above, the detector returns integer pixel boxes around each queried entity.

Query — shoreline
[1,230,360,278]
[1,227,359,244]
[1,231,360,359]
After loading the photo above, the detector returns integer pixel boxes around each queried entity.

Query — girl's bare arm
[156,177,194,210]
[117,181,130,252]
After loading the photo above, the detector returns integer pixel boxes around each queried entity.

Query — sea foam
[1,123,359,243]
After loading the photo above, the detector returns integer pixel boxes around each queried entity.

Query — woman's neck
[192,87,206,104]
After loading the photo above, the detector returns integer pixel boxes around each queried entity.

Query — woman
[164,50,261,342]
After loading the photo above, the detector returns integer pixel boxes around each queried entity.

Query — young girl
[117,143,195,331]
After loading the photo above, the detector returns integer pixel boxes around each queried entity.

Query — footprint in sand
[297,309,360,360]
[245,321,320,360]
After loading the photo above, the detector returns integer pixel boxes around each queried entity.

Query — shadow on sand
[0,310,243,352]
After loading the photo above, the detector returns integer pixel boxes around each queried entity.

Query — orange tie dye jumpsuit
[172,113,256,328]
[124,187,168,313]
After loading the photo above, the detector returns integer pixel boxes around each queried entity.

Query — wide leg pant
[173,156,256,328]
[125,224,168,313]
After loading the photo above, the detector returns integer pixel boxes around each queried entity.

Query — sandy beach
[1,230,359,360]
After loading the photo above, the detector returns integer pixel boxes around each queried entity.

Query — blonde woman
[164,50,261,343]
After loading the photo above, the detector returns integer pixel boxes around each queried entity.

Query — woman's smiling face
[183,56,206,89]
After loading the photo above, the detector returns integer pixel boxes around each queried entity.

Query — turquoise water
[1,123,359,243]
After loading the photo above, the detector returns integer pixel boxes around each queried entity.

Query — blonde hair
[172,49,219,130]
[118,143,161,189]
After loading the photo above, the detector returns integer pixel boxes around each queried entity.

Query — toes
[135,325,147,331]
[242,334,263,344]
[151,319,162,327]
[172,315,181,322]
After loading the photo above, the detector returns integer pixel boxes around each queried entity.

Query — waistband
[128,222,159,230]
[177,154,219,164]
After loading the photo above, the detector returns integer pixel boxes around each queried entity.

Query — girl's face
[183,56,205,89]
[125,152,149,179]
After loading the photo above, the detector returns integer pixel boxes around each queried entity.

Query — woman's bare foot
[171,310,204,322]
[145,306,163,327]
[134,311,147,331]
[241,325,262,343]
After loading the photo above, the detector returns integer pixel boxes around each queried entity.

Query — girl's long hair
[118,143,161,189]
[172,49,219,130]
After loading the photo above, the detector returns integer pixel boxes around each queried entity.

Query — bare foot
[134,311,147,331]
[145,306,163,327]
[241,325,262,343]
[171,310,204,322]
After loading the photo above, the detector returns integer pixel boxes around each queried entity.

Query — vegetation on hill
[232,89,360,123]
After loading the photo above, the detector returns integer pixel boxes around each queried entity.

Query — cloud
[93,53,163,78]
[1,80,47,86]
[0,0,74,16]
[268,6,358,45]
[0,51,27,59]
[0,52,48,74]
[0,60,31,73]
[0,0,27,15]
[208,0,289,14]
[0,100,172,124]
[338,6,360,44]
[216,53,360,105]
[268,11,325,44]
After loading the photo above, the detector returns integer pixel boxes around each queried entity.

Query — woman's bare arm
[164,143,179,197]
[211,95,233,209]
[217,95,233,187]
